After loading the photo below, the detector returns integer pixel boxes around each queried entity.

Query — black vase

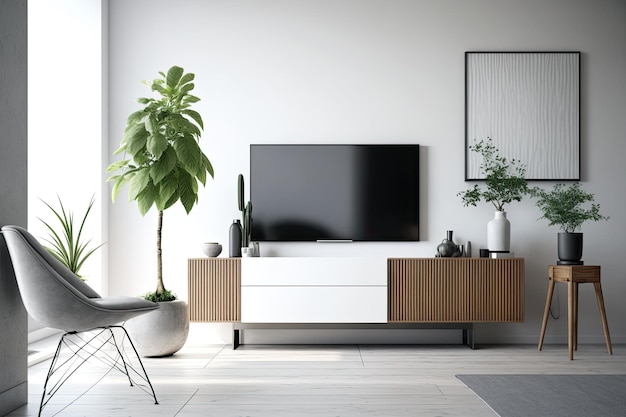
[437,230,458,257]
[557,232,584,265]
[229,220,242,258]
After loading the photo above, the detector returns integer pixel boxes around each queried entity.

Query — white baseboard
[28,327,61,367]
[28,327,61,344]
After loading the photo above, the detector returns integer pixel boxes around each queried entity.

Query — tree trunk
[156,210,164,296]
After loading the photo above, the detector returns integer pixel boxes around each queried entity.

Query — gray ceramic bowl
[201,242,222,257]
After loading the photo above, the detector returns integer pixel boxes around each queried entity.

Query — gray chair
[1,225,160,416]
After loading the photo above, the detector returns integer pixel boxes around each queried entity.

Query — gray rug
[457,374,626,417]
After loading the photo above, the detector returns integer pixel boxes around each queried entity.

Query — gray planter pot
[125,299,189,357]
[557,232,584,264]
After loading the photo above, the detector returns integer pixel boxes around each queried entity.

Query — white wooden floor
[8,338,624,417]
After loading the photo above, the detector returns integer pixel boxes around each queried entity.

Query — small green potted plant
[106,65,214,356]
[530,183,608,264]
[458,138,529,251]
[38,195,104,280]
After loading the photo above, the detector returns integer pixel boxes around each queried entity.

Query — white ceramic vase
[487,211,510,252]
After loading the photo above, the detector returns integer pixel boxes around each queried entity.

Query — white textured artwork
[466,52,580,180]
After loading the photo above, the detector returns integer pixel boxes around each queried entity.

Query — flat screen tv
[250,144,419,242]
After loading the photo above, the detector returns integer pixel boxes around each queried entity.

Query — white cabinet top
[241,257,388,286]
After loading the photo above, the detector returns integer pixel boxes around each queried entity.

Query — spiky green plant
[106,66,214,302]
[38,196,104,279]
[458,138,529,211]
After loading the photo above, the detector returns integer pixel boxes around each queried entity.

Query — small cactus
[237,174,253,246]
[237,174,245,212]
[242,201,253,247]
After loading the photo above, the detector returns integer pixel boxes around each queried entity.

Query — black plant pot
[557,232,584,265]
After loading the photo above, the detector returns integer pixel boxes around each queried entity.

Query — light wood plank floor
[8,338,625,417]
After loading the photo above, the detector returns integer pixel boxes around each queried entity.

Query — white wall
[108,0,626,344]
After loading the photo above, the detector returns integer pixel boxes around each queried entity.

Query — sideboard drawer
[241,286,387,323]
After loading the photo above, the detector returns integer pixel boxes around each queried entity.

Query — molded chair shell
[1,225,158,331]
[1,225,160,416]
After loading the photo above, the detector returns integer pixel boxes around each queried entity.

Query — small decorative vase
[487,211,510,252]
[437,230,459,257]
[229,220,242,257]
[557,232,584,265]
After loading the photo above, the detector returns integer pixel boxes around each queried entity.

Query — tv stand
[188,257,524,349]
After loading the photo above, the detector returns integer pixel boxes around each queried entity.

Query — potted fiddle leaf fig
[457,138,529,252]
[106,65,214,356]
[530,182,608,264]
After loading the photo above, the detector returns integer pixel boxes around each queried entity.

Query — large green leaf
[196,162,206,186]
[178,116,201,138]
[177,171,197,214]
[183,109,204,130]
[150,147,177,185]
[129,168,151,200]
[182,94,200,105]
[147,131,168,159]
[124,123,149,158]
[180,82,195,95]
[144,115,158,134]
[127,109,147,125]
[155,174,178,211]
[179,72,194,86]
[173,134,202,175]
[195,152,214,186]
[167,114,200,138]
[137,180,159,216]
[111,172,132,202]
[106,159,129,173]
[151,82,166,96]
[166,66,184,89]
[162,190,179,211]
[202,153,215,179]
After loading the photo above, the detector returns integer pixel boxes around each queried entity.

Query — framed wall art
[465,51,581,180]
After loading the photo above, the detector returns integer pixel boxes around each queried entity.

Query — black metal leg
[39,334,65,417]
[463,325,475,349]
[37,327,158,416]
[116,326,159,404]
[233,329,240,350]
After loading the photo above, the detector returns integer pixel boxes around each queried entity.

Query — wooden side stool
[538,265,612,360]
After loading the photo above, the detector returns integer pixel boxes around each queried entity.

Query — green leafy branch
[530,183,609,232]
[458,138,529,211]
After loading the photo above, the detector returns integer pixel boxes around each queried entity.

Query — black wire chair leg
[37,327,158,416]
[39,331,107,416]
[108,327,135,386]
[115,325,159,404]
[38,334,65,417]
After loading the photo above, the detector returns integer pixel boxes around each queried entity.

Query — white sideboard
[240,257,387,323]
[188,257,525,349]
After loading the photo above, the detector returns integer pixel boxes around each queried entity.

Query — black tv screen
[250,144,419,242]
